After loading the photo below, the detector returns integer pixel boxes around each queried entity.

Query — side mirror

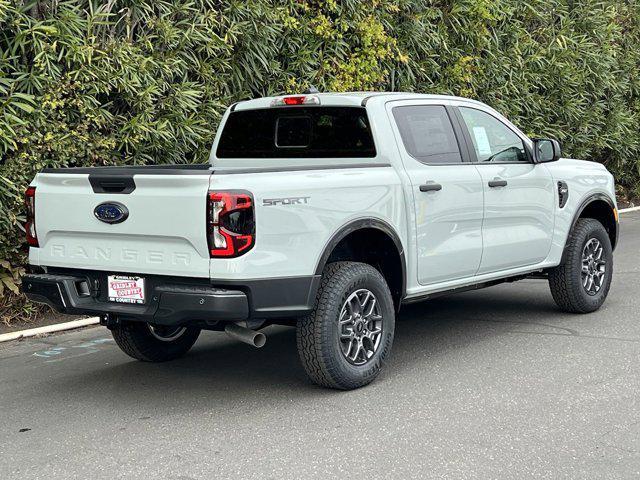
[533,138,561,163]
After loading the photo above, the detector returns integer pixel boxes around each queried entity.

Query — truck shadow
[46,281,590,409]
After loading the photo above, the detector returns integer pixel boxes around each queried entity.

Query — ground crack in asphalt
[477,319,640,343]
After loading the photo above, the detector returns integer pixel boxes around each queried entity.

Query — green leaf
[1,276,19,295]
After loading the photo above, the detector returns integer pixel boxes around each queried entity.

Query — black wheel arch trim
[564,193,618,259]
[314,218,407,300]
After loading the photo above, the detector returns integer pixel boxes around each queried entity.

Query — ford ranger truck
[21,93,618,390]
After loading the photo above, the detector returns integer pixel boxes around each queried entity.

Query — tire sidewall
[322,264,395,386]
[147,325,200,357]
[113,321,201,362]
[571,221,613,310]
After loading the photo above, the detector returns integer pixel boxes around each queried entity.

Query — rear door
[388,101,484,285]
[454,105,555,273]
[32,167,213,278]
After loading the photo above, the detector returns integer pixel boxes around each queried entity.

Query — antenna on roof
[304,85,320,94]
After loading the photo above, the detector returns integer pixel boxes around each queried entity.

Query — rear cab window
[392,105,463,164]
[217,107,376,159]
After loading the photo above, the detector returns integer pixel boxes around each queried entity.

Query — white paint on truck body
[208,166,405,280]
[30,172,212,277]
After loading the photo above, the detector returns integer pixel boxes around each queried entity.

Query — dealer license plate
[108,275,145,304]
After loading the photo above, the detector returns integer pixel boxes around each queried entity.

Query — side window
[392,105,462,164]
[459,107,528,163]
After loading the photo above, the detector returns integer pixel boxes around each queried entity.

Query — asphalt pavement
[1,212,639,479]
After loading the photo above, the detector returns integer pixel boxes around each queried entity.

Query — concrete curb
[620,206,640,214]
[0,317,99,343]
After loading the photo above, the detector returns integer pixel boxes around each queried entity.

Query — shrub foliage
[1,0,639,320]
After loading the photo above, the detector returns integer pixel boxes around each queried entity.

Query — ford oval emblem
[94,202,129,224]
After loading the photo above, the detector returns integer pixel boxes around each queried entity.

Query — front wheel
[548,218,613,313]
[111,321,201,362]
[296,261,395,390]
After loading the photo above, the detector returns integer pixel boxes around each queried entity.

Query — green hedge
[1,0,639,321]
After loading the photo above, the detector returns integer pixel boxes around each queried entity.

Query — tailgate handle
[89,175,136,194]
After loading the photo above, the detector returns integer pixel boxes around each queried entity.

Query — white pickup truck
[22,92,618,390]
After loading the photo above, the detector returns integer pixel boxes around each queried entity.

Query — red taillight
[207,191,255,258]
[24,186,39,247]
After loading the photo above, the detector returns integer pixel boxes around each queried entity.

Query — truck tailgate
[31,169,212,278]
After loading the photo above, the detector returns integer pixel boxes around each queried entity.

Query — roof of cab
[231,92,486,111]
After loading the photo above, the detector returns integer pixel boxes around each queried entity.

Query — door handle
[488,178,508,188]
[419,183,443,192]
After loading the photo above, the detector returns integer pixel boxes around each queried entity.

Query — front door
[388,102,484,286]
[456,106,555,274]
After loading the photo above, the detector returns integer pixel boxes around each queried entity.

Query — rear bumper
[22,273,249,326]
[22,270,320,326]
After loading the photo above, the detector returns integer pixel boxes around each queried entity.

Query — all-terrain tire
[296,261,395,390]
[111,322,200,362]
[548,218,613,313]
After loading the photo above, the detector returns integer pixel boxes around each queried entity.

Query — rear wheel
[296,261,395,390]
[548,218,613,313]
[111,321,200,362]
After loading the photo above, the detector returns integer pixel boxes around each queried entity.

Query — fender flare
[563,193,618,261]
[314,218,407,300]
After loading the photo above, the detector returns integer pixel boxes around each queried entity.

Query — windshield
[216,107,376,158]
